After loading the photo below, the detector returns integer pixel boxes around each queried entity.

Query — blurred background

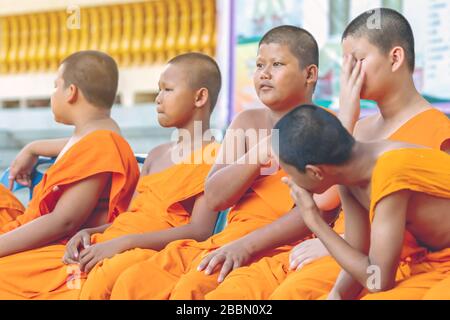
[0,0,449,171]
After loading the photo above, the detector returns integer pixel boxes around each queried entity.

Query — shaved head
[343,8,415,71]
[275,105,355,172]
[168,53,222,111]
[259,25,319,69]
[61,50,119,109]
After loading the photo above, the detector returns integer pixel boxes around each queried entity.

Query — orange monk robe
[0,143,218,300]
[0,184,25,227]
[0,130,141,300]
[1,130,140,236]
[109,169,296,300]
[206,108,450,300]
[79,143,220,300]
[359,148,450,300]
[423,276,450,300]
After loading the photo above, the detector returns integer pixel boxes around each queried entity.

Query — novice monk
[109,26,340,300]
[0,52,222,300]
[277,105,450,300]
[206,7,450,300]
[0,50,139,259]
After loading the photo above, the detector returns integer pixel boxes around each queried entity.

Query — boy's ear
[66,84,79,104]
[305,64,318,86]
[305,164,324,181]
[390,46,405,72]
[194,88,209,108]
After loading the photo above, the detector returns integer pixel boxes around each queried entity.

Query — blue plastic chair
[213,209,229,234]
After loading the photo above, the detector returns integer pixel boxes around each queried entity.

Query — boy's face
[50,65,71,124]
[254,43,309,111]
[280,160,332,195]
[342,36,392,101]
[156,64,197,128]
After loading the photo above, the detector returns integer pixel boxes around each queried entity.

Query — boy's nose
[260,68,271,80]
[155,94,162,104]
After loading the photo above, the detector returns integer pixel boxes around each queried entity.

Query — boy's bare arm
[328,186,371,299]
[292,183,408,298]
[9,138,70,188]
[77,193,218,273]
[0,172,111,258]
[27,138,70,158]
[330,190,408,298]
[197,187,341,283]
[205,111,271,211]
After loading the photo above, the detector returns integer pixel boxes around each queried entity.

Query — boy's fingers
[85,258,98,274]
[355,66,366,90]
[297,258,314,271]
[198,254,214,271]
[66,245,77,260]
[82,234,91,249]
[79,253,93,271]
[63,255,78,265]
[218,259,234,283]
[79,246,92,260]
[205,255,224,275]
[290,254,307,270]
[8,176,14,191]
[342,55,351,77]
[349,60,362,86]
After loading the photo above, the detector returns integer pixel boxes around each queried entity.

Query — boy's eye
[164,88,173,92]
[273,62,283,67]
[256,63,263,69]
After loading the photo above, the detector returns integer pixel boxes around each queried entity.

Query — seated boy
[0,51,140,259]
[277,105,450,300]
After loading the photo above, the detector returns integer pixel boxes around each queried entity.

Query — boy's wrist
[338,115,357,132]
[121,234,138,251]
[241,235,260,257]
[24,141,38,157]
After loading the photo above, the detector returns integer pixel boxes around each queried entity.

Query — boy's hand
[78,237,129,273]
[63,229,92,264]
[282,177,321,225]
[197,241,253,283]
[258,135,273,166]
[8,144,39,190]
[246,134,273,167]
[339,55,365,131]
[289,238,330,271]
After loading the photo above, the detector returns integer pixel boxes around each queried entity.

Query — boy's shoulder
[145,142,173,162]
[231,108,271,130]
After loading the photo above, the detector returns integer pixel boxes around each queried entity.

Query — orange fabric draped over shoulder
[109,168,295,300]
[361,148,450,300]
[207,108,450,301]
[0,184,25,227]
[0,130,140,236]
[0,143,218,300]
